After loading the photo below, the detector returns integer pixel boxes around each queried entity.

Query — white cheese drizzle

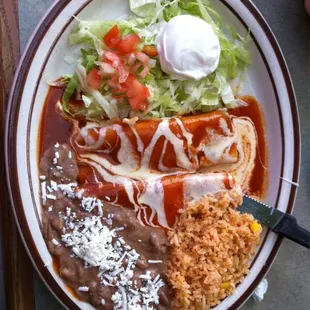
[72,113,257,228]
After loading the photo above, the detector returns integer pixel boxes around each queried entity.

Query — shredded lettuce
[82,94,93,108]
[129,0,157,17]
[80,48,98,73]
[60,74,73,84]
[69,20,148,45]
[62,48,98,111]
[61,0,252,120]
[138,21,167,43]
[163,2,180,21]
[75,64,118,119]
[62,74,79,113]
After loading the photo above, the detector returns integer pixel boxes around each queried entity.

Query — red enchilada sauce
[39,88,268,223]
[38,86,71,156]
[229,95,268,197]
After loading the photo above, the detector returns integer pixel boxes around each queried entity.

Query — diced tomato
[105,51,122,66]
[104,51,129,83]
[139,66,150,78]
[107,75,122,90]
[125,75,150,111]
[142,45,158,57]
[117,34,142,55]
[128,96,148,111]
[103,25,121,48]
[130,62,143,75]
[87,68,102,90]
[127,53,137,66]
[101,30,151,111]
[125,76,141,97]
[128,96,143,111]
[140,101,148,111]
[136,52,149,65]
[118,63,129,83]
[107,79,120,90]
[99,62,117,76]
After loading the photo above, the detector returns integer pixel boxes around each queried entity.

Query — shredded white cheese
[57,183,77,198]
[60,214,165,309]
[46,185,53,193]
[52,238,59,246]
[78,286,89,292]
[46,194,57,200]
[75,188,85,199]
[148,260,163,264]
[41,181,47,205]
[50,180,58,191]
[81,196,103,216]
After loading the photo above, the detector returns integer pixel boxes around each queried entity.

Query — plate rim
[5,0,300,309]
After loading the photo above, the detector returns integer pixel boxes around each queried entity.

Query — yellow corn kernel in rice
[220,282,230,290]
[250,221,262,233]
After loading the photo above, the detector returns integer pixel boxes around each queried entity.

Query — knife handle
[272,214,310,249]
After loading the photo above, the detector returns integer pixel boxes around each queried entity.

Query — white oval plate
[5,0,300,309]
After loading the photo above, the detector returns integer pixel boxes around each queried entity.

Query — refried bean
[40,143,171,309]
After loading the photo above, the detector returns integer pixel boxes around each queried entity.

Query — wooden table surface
[1,1,309,310]
[0,0,35,309]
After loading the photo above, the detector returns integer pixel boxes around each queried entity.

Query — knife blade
[238,195,284,228]
[237,195,310,249]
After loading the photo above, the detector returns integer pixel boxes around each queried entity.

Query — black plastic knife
[237,195,310,249]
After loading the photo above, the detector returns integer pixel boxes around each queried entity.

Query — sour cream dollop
[156,15,221,81]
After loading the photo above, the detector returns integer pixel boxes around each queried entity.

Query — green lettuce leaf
[129,0,157,17]
[81,48,98,73]
[162,1,179,21]
[69,20,147,45]
[60,74,73,85]
[62,74,79,113]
